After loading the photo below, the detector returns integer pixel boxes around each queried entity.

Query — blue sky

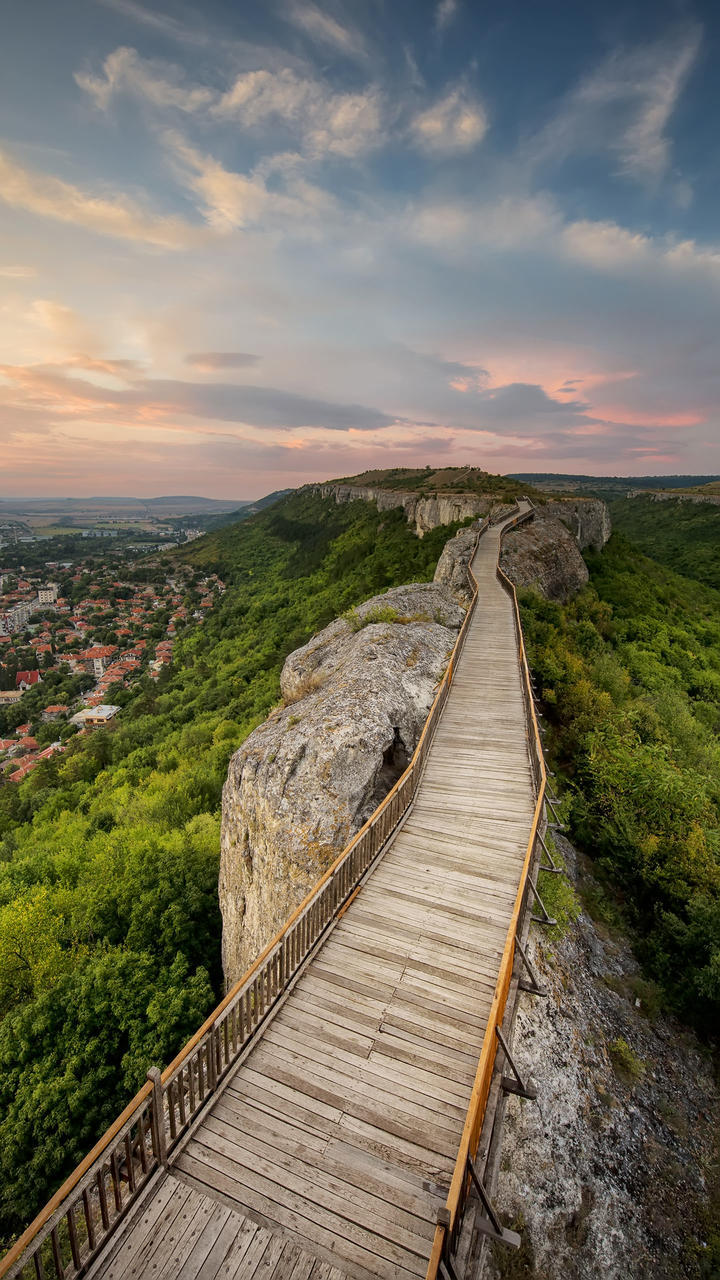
[1,0,719,497]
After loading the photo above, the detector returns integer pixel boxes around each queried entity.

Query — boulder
[219,582,464,984]
[500,513,590,601]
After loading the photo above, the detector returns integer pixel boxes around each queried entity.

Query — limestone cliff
[489,835,719,1280]
[434,503,611,605]
[219,582,464,983]
[542,497,611,551]
[310,482,610,550]
[310,482,511,537]
[499,513,590,602]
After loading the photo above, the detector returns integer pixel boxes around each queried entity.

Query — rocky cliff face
[310,482,513,536]
[499,513,590,602]
[629,491,720,506]
[489,836,719,1280]
[219,582,464,983]
[434,505,611,605]
[311,483,610,549]
[542,498,611,551]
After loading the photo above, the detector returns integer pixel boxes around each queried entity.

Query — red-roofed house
[16,670,42,690]
[77,645,118,677]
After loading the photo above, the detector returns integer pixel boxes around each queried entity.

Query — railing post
[146,1068,168,1170]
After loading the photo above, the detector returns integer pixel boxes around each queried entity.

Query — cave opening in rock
[373,725,410,804]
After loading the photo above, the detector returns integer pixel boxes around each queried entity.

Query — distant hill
[508,473,720,502]
[206,489,293,530]
[0,496,249,519]
[334,466,543,501]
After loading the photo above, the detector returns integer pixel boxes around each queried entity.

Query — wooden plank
[212,1097,439,1216]
[176,1149,424,1280]
[103,1179,193,1280]
[259,1025,468,1112]
[263,1021,469,1106]
[195,1118,434,1250]
[223,1073,454,1179]
[152,1192,218,1280]
[246,1046,462,1153]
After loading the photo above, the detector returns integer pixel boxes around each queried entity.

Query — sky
[1,0,719,498]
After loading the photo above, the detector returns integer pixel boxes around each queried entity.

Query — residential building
[70,704,120,728]
[16,670,42,691]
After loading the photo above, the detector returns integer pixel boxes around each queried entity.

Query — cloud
[75,46,215,112]
[214,67,382,158]
[164,133,333,230]
[94,0,209,46]
[410,87,487,153]
[471,381,592,426]
[78,49,383,160]
[185,352,260,371]
[410,193,560,256]
[286,4,367,58]
[0,265,36,278]
[27,299,100,352]
[0,361,400,433]
[0,146,196,249]
[435,0,458,32]
[530,25,701,186]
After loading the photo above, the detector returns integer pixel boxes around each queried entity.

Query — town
[0,555,224,782]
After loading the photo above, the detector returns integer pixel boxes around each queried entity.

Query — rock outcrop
[435,504,611,605]
[311,482,506,537]
[432,526,481,607]
[542,497,611,551]
[219,582,464,983]
[490,835,719,1280]
[500,512,590,602]
[630,490,720,506]
[310,483,611,549]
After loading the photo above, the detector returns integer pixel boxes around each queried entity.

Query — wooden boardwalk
[88,508,537,1280]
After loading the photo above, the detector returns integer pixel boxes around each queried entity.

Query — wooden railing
[425,501,547,1278]
[0,518,491,1280]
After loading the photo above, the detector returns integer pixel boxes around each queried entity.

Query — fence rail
[0,518,493,1280]
[425,501,546,1279]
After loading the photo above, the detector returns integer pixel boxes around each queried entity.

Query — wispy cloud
[94,0,210,47]
[529,25,701,186]
[213,67,382,158]
[185,352,259,371]
[435,0,458,33]
[0,146,197,249]
[0,360,401,433]
[75,46,215,112]
[285,4,367,59]
[78,49,384,159]
[0,265,37,278]
[164,133,334,231]
[410,87,487,152]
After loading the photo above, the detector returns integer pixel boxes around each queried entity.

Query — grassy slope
[332,465,541,501]
[520,533,720,1032]
[0,491,471,1243]
[610,496,720,590]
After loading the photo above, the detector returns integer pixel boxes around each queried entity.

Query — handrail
[1,517,491,1280]
[425,502,546,1278]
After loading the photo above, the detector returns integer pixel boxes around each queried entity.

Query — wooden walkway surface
[93,508,535,1280]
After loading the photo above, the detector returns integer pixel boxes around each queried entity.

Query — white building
[0,600,36,634]
[38,584,58,605]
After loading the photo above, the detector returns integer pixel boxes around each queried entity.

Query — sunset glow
[1,1,719,497]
